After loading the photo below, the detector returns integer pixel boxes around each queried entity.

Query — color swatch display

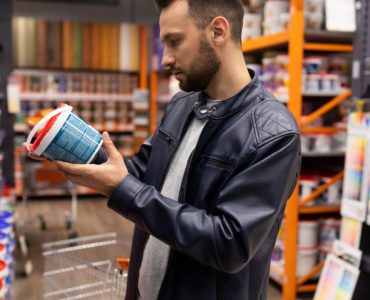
[12,18,140,71]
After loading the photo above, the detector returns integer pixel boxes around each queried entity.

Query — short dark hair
[155,0,244,44]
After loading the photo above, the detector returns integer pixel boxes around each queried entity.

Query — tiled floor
[13,198,284,299]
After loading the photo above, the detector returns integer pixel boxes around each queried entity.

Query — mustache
[169,67,183,74]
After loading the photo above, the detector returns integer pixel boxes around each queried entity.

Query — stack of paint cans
[0,187,16,299]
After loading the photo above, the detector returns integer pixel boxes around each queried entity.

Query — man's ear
[210,16,229,46]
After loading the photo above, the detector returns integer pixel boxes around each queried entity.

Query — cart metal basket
[43,232,131,300]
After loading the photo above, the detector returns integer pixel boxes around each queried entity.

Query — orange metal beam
[139,25,148,89]
[301,127,347,134]
[299,170,344,207]
[296,261,324,285]
[304,43,353,52]
[300,205,340,214]
[284,186,300,300]
[242,30,289,53]
[149,71,158,135]
[297,284,317,293]
[283,0,304,299]
[300,89,352,127]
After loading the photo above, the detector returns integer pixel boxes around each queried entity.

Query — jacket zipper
[156,114,195,299]
[200,155,233,170]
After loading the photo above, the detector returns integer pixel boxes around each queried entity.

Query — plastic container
[0,260,8,278]
[300,175,319,206]
[322,176,342,204]
[25,104,102,164]
[0,222,11,236]
[297,247,318,277]
[298,220,319,248]
[0,211,13,225]
[0,244,5,260]
[320,218,341,245]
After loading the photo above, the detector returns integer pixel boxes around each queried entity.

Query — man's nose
[161,48,175,69]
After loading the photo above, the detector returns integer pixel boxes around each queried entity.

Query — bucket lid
[26,104,72,154]
[30,112,62,152]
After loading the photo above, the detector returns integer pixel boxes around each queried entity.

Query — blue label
[43,113,102,164]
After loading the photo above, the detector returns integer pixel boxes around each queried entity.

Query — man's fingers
[102,132,120,159]
[23,142,46,161]
[55,161,91,176]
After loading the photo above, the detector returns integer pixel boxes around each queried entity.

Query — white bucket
[297,247,318,277]
[26,105,102,164]
[298,220,319,248]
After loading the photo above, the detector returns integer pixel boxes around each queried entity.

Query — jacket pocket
[157,129,173,143]
[199,154,234,171]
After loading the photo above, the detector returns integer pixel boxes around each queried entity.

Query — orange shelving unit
[242,1,353,299]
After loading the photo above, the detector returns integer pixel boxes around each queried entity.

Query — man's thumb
[102,131,117,158]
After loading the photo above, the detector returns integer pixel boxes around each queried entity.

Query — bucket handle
[25,105,73,152]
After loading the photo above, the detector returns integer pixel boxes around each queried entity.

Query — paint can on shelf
[25,104,102,164]
[298,220,319,248]
[297,247,319,277]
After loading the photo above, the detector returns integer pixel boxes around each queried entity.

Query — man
[28,0,301,299]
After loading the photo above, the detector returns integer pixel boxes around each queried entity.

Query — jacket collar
[192,68,263,120]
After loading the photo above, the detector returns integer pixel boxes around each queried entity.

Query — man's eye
[170,39,180,47]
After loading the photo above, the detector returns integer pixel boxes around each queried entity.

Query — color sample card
[342,135,365,201]
[314,254,360,300]
[340,217,362,249]
[341,113,370,221]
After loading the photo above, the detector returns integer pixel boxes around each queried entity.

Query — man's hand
[55,132,128,197]
[23,142,47,161]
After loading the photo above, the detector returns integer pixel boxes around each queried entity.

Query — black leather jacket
[107,69,301,300]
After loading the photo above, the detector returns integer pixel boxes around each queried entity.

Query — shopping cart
[43,232,131,300]
[16,151,78,276]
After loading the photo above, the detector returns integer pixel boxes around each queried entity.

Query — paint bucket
[25,104,102,164]
[298,220,319,248]
[297,247,318,277]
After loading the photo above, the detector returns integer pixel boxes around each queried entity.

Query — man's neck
[204,52,251,100]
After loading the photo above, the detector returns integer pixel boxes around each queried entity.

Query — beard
[175,33,221,92]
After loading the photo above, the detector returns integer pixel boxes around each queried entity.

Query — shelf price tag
[7,75,21,114]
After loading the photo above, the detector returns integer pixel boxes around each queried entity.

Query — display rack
[147,2,353,298]
[242,1,353,299]
[11,16,149,197]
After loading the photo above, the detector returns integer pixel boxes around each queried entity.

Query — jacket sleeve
[124,136,153,180]
[108,132,301,274]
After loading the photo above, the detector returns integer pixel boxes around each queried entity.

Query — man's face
[159,0,221,92]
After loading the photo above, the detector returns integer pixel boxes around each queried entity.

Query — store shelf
[302,151,345,157]
[301,127,347,134]
[13,67,138,75]
[304,43,352,52]
[242,30,289,53]
[302,90,348,97]
[305,30,353,44]
[299,205,341,214]
[19,93,134,102]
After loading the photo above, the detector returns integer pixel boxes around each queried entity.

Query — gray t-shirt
[138,99,218,300]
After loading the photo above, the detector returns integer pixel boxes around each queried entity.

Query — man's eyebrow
[161,33,183,42]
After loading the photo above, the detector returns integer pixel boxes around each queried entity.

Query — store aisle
[13,198,282,300]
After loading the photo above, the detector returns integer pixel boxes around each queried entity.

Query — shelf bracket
[300,89,352,127]
[299,170,344,207]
